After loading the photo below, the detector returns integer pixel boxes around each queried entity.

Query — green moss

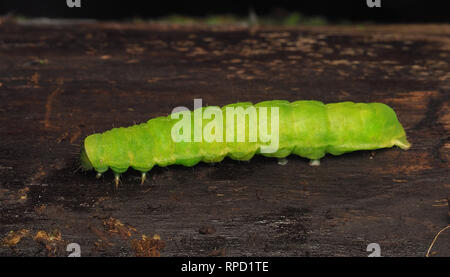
[145,12,330,26]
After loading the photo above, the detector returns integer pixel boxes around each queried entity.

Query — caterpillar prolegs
[80,100,411,187]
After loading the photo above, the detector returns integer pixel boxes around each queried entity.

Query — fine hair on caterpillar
[80,99,411,188]
[171,99,280,153]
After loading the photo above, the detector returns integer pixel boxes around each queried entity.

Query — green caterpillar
[80,100,410,186]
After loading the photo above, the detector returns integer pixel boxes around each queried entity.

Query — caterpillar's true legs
[114,173,120,189]
[309,159,321,166]
[140,172,147,185]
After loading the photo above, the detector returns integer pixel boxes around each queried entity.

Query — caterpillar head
[80,134,109,174]
[80,145,93,171]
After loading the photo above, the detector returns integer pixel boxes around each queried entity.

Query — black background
[0,0,448,23]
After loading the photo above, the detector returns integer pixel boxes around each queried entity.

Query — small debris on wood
[33,230,66,256]
[207,248,226,257]
[103,217,137,239]
[199,226,216,235]
[2,229,30,247]
[131,234,165,257]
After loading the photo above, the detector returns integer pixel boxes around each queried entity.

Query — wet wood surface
[0,21,449,256]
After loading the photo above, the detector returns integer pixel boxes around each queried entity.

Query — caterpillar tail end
[393,136,411,150]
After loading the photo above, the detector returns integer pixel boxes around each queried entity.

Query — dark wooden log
[0,21,448,256]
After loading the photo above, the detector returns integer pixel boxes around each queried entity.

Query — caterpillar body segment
[80,100,410,185]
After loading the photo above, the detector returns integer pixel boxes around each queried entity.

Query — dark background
[0,0,449,23]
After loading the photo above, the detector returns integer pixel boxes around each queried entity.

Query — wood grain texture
[0,21,448,256]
